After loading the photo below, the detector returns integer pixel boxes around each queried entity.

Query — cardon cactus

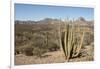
[60,19,85,61]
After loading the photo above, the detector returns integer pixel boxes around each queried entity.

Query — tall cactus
[60,19,85,61]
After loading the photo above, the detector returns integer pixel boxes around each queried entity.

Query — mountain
[74,17,94,26]
[15,17,94,26]
[37,18,61,24]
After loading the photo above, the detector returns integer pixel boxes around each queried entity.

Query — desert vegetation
[15,17,94,65]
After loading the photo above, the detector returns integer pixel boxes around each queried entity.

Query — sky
[15,3,94,21]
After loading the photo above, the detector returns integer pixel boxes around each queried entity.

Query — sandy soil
[15,43,94,65]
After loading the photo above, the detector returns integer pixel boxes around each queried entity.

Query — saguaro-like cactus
[60,19,85,61]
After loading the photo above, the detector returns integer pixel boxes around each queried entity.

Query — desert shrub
[48,42,60,52]
[15,32,30,46]
[15,27,61,57]
[83,32,94,46]
[15,48,20,55]
[24,47,33,56]
[32,47,47,57]
[31,33,48,57]
[15,47,24,55]
[15,31,60,57]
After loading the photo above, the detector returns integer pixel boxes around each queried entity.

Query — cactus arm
[61,32,67,58]
[59,18,67,58]
[73,31,85,57]
[64,20,68,59]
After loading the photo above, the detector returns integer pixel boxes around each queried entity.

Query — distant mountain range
[15,17,94,26]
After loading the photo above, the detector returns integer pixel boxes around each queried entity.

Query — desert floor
[15,43,94,65]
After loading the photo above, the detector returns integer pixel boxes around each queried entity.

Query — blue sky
[15,3,94,21]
